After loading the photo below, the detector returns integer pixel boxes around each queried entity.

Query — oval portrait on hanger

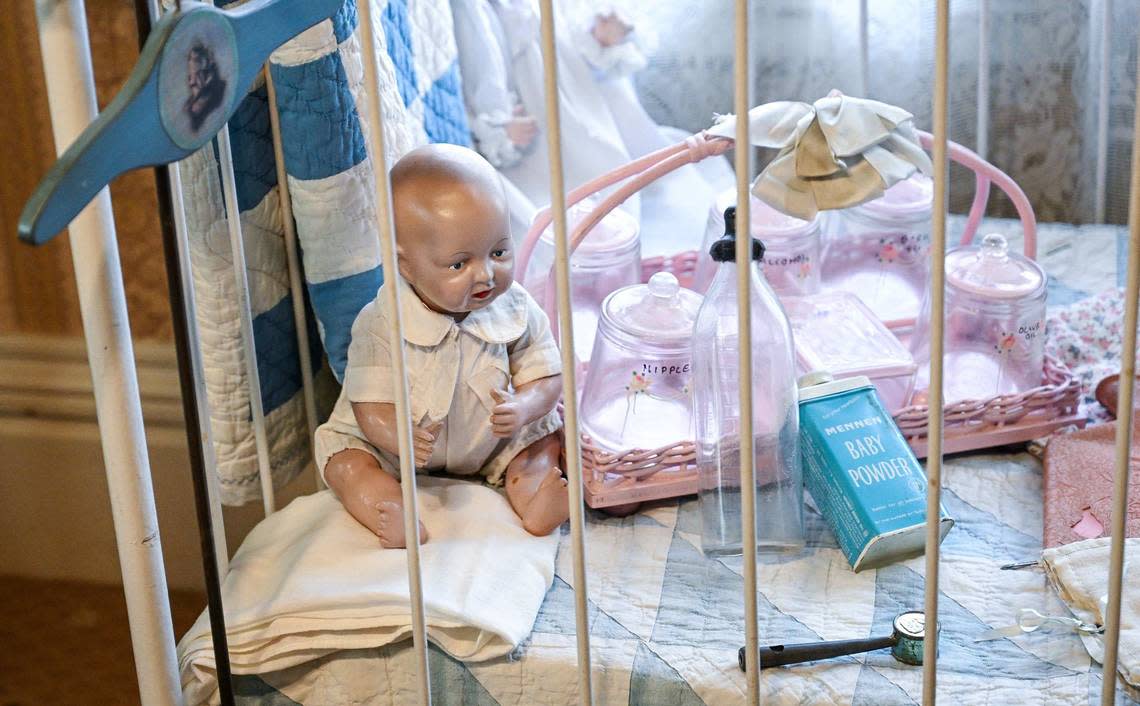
[158,9,238,150]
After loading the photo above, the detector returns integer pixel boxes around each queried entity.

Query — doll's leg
[504,433,570,536]
[324,449,427,548]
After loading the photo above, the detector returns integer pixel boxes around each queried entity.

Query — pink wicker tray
[519,130,1086,510]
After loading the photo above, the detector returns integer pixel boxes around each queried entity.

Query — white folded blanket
[178,478,559,705]
[1042,538,1140,690]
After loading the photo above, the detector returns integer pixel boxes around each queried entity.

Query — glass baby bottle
[692,206,804,556]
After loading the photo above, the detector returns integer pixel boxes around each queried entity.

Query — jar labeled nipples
[579,272,703,453]
[910,233,1047,404]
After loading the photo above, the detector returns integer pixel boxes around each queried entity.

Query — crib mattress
[226,219,1139,704]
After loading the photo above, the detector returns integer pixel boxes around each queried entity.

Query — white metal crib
[29,0,1137,704]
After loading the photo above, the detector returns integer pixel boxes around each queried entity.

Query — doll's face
[391,144,515,318]
[396,182,514,317]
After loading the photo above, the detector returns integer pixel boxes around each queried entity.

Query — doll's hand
[591,11,632,48]
[413,421,441,468]
[505,111,539,148]
[489,388,525,438]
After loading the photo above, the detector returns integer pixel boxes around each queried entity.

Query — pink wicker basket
[518,130,1085,510]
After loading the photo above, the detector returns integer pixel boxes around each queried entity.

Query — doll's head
[391,144,513,319]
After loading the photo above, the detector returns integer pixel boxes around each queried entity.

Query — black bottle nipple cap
[709,206,765,263]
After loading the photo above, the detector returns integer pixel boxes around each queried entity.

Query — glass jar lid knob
[648,271,680,300]
[980,233,1009,261]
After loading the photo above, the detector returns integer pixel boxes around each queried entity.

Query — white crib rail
[356,1,432,703]
[32,1,182,702]
[922,0,950,700]
[1095,0,1114,224]
[535,0,596,701]
[264,66,323,490]
[733,0,762,701]
[1100,26,1140,705]
[30,0,1139,703]
[976,0,990,161]
[217,125,277,518]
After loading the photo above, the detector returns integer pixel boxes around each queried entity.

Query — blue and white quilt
[211,218,1139,704]
[177,0,469,504]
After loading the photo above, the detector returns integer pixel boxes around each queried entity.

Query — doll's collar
[397,277,528,347]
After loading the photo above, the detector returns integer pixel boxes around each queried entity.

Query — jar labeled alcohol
[696,190,821,297]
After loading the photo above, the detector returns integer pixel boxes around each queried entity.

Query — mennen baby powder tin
[798,373,954,571]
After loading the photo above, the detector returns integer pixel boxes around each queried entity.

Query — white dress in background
[450,0,730,257]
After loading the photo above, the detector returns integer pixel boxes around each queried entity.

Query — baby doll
[313,144,571,548]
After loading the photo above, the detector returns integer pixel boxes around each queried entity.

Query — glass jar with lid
[910,233,1048,404]
[821,173,933,330]
[694,189,821,297]
[579,272,703,453]
[521,196,641,366]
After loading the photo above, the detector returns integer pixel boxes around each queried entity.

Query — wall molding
[0,334,185,431]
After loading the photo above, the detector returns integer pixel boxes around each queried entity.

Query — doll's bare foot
[520,466,570,536]
[324,449,428,549]
[375,499,429,549]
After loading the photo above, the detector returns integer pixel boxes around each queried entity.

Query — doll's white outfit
[450,0,637,223]
[314,277,563,486]
[450,0,730,257]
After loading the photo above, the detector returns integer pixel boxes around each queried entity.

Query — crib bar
[33,1,182,702]
[858,0,870,96]
[1098,30,1140,705]
[1095,0,1113,223]
[976,0,990,160]
[734,0,761,702]
[164,161,230,579]
[356,2,432,703]
[131,4,236,699]
[133,0,230,579]
[217,126,277,517]
[922,0,950,701]
[264,67,323,489]
[536,2,595,703]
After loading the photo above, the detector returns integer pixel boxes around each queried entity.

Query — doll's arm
[489,374,562,439]
[342,302,438,465]
[514,374,562,421]
[492,289,563,438]
[351,401,438,467]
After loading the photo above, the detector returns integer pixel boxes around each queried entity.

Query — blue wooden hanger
[19,0,343,245]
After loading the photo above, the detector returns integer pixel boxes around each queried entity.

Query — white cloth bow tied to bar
[706,91,934,220]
